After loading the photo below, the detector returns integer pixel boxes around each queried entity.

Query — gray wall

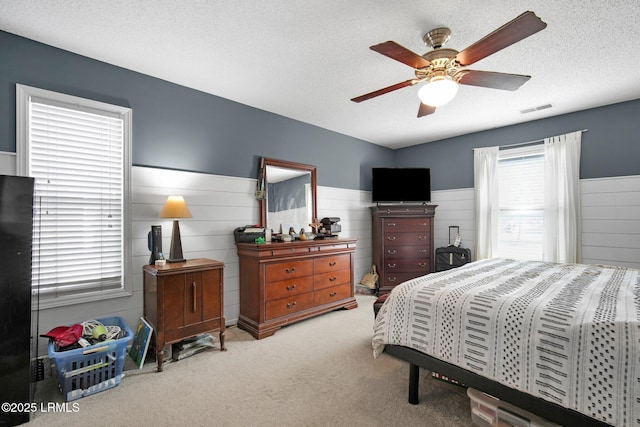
[1,30,638,194]
[0,30,393,190]
[395,99,640,191]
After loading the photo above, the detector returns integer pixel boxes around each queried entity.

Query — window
[16,85,132,308]
[496,145,544,261]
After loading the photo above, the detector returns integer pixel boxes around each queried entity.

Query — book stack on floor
[355,284,377,295]
[172,334,216,361]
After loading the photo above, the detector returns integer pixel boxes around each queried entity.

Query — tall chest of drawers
[371,205,437,294]
[236,238,358,339]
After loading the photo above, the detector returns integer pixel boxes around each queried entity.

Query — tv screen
[371,168,431,203]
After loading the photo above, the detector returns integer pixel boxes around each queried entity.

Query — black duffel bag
[435,246,471,272]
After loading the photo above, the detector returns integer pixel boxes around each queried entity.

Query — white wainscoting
[317,185,374,282]
[2,151,637,347]
[132,167,375,328]
[0,151,16,175]
[131,166,260,327]
[580,175,640,268]
[430,188,476,254]
[428,176,640,269]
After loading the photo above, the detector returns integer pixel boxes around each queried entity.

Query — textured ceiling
[1,1,639,149]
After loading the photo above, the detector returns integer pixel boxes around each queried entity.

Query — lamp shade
[418,77,459,107]
[159,196,192,219]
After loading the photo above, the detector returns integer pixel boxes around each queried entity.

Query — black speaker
[148,225,163,264]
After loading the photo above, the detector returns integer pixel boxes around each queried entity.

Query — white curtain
[543,131,582,263]
[473,146,500,260]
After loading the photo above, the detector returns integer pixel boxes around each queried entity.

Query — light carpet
[28,295,474,427]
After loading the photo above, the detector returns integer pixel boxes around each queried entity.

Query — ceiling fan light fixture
[418,77,458,107]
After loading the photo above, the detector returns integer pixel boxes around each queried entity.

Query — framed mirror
[258,158,317,234]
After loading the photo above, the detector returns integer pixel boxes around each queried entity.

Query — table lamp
[159,195,192,262]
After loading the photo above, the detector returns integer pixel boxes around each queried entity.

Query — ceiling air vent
[520,103,553,114]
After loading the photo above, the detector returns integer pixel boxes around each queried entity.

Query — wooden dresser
[143,258,225,371]
[236,238,358,339]
[371,205,437,294]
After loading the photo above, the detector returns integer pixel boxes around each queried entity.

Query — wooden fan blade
[455,11,546,66]
[417,102,436,118]
[457,70,531,91]
[370,41,431,69]
[351,79,416,103]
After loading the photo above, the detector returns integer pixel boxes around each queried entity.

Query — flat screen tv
[371,167,431,203]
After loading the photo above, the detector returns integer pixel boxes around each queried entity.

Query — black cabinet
[0,175,34,426]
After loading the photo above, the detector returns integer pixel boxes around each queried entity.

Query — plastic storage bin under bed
[468,388,561,427]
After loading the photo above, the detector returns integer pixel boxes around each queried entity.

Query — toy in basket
[47,316,133,401]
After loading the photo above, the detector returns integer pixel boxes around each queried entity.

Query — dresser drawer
[268,245,318,256]
[383,259,431,274]
[383,218,431,232]
[265,292,314,320]
[314,268,351,290]
[265,276,313,301]
[381,272,428,287]
[383,245,430,259]
[265,260,313,282]
[313,283,351,306]
[314,254,350,274]
[383,232,430,246]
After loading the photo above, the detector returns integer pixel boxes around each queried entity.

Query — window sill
[32,287,133,311]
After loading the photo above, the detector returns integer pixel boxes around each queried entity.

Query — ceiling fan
[351,11,547,117]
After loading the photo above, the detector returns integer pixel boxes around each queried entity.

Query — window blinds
[497,152,544,261]
[29,100,124,295]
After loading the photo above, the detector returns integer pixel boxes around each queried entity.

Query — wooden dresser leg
[219,330,227,351]
[157,348,164,372]
[409,363,419,404]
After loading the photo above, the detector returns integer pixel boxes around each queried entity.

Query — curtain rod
[498,129,588,149]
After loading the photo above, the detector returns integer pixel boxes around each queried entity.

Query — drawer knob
[418,249,426,253]
[329,292,337,297]
[388,277,397,282]
[418,236,427,241]
[387,222,396,227]
[287,301,297,309]
[329,276,337,282]
[387,249,397,255]
[286,267,296,274]
[418,262,427,268]
[387,236,397,241]
[387,263,396,268]
[329,261,337,266]
[286,284,297,291]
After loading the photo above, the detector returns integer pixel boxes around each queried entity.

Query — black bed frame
[385,345,613,427]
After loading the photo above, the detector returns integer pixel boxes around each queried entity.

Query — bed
[372,258,640,427]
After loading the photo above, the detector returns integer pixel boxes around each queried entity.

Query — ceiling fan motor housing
[417,48,461,82]
[422,27,451,49]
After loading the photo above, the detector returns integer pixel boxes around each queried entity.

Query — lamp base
[168,219,186,263]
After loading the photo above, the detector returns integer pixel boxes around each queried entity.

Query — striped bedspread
[372,258,640,426]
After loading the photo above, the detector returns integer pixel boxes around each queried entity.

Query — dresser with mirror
[235,158,358,339]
